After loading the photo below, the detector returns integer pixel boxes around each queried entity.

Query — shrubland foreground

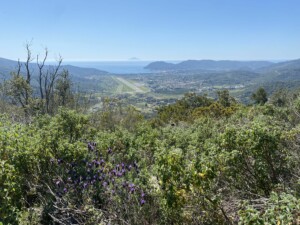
[1,89,300,224]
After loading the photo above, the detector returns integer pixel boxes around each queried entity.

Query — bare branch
[17,59,22,76]
[37,48,48,100]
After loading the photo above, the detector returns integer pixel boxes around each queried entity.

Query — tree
[6,44,34,118]
[270,88,289,107]
[37,48,62,114]
[6,44,66,117]
[251,87,268,105]
[217,89,236,107]
[55,69,74,107]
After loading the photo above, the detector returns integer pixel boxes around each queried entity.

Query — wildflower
[117,172,123,177]
[122,182,128,188]
[129,183,135,193]
[83,183,88,189]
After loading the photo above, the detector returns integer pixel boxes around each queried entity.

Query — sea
[62,61,154,74]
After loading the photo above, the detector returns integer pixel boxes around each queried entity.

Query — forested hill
[257,58,300,72]
[0,57,109,79]
[145,59,274,71]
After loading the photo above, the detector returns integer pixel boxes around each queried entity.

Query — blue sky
[1,0,300,61]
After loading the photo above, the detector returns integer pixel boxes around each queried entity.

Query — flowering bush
[44,141,147,224]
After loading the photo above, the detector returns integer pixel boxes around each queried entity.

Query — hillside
[251,59,300,84]
[0,57,109,80]
[1,92,300,224]
[145,59,274,71]
[258,59,300,72]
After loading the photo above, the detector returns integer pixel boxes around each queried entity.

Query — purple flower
[129,183,135,193]
[63,188,67,193]
[116,172,122,177]
[83,183,88,189]
[140,199,145,205]
[141,192,145,198]
[130,187,135,193]
[100,159,105,165]
[88,143,94,151]
[116,164,120,171]
[122,182,128,188]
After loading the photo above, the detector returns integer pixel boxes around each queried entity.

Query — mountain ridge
[0,57,109,79]
[145,59,275,71]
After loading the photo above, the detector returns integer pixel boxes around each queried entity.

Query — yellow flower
[198,172,206,178]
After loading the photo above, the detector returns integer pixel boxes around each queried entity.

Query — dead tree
[37,49,63,114]
[7,43,34,119]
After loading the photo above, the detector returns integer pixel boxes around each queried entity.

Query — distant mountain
[145,60,274,71]
[258,59,300,72]
[0,57,109,80]
[128,57,140,61]
[253,59,300,83]
[145,61,177,70]
[62,65,109,78]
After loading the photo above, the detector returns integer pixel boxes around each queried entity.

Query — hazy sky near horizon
[1,0,300,61]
